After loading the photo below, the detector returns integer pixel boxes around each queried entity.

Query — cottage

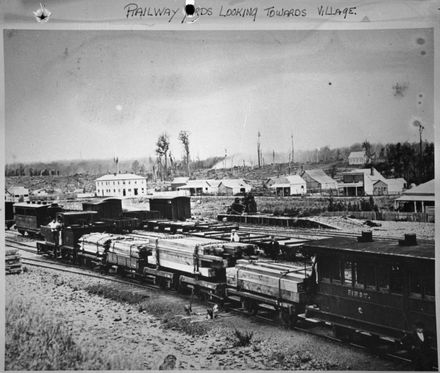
[394,179,434,214]
[386,178,406,195]
[301,169,338,194]
[348,151,367,165]
[177,180,212,196]
[339,168,386,196]
[217,179,252,196]
[171,177,190,191]
[373,180,388,195]
[269,175,306,196]
[6,186,29,202]
[95,173,148,198]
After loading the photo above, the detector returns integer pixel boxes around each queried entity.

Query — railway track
[225,304,413,368]
[3,231,427,369]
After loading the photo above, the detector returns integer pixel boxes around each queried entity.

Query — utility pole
[413,120,424,182]
[291,134,294,164]
[257,131,261,168]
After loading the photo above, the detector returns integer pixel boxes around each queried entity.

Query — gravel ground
[6,267,410,370]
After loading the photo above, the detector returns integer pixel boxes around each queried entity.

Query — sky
[4,28,434,164]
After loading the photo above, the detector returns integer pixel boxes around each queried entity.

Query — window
[344,261,353,286]
[355,262,376,290]
[319,256,340,283]
[377,264,390,292]
[390,264,403,294]
[409,269,422,297]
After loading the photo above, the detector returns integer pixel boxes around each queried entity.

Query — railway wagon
[82,198,141,231]
[82,198,123,219]
[126,231,258,299]
[149,196,191,221]
[226,259,312,326]
[5,201,15,229]
[301,233,436,351]
[14,202,63,236]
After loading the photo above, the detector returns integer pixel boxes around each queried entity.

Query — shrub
[233,329,253,347]
[84,283,149,304]
[5,297,137,370]
[139,299,209,336]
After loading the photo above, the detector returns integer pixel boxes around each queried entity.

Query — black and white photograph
[2,2,438,371]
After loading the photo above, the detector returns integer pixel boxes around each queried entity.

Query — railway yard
[5,196,436,371]
[6,229,413,371]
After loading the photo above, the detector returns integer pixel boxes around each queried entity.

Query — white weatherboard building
[95,173,147,198]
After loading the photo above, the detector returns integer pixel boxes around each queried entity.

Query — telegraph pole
[413,120,424,182]
[257,131,261,168]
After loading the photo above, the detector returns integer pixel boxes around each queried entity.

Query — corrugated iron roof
[303,169,338,186]
[401,179,434,196]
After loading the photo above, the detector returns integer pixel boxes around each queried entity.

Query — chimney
[399,234,417,246]
[370,167,374,176]
[357,231,373,242]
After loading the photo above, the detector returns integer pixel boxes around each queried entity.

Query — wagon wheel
[333,325,353,342]
[279,309,297,329]
[242,299,258,316]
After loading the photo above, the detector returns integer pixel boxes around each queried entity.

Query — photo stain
[420,50,426,55]
[328,82,332,86]
[416,37,425,45]
[418,101,422,105]
[419,94,423,98]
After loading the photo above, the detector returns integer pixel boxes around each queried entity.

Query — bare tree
[156,133,170,180]
[362,140,375,165]
[178,130,191,177]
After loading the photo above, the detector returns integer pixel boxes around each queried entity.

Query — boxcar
[14,202,64,236]
[82,198,123,219]
[149,196,191,221]
[302,234,436,347]
[5,201,15,229]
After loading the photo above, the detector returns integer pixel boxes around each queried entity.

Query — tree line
[5,139,434,186]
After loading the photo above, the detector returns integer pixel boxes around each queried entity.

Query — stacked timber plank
[107,236,152,270]
[226,259,307,304]
[79,233,114,256]
[128,232,257,278]
[148,236,226,278]
[6,249,22,274]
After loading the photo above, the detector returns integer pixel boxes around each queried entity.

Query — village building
[386,178,407,195]
[217,179,252,196]
[177,179,212,196]
[300,169,338,194]
[5,186,29,202]
[269,175,307,196]
[348,151,367,165]
[339,168,387,196]
[394,179,434,214]
[206,179,222,195]
[95,173,148,198]
[170,177,190,191]
[373,180,388,195]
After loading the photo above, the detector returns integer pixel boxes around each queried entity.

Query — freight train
[33,211,436,363]
[6,197,437,364]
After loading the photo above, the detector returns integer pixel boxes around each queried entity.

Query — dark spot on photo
[185,4,195,16]
[420,50,426,55]
[416,37,425,45]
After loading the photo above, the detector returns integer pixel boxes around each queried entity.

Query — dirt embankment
[6,267,408,370]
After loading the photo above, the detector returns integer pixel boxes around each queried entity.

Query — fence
[321,211,434,223]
